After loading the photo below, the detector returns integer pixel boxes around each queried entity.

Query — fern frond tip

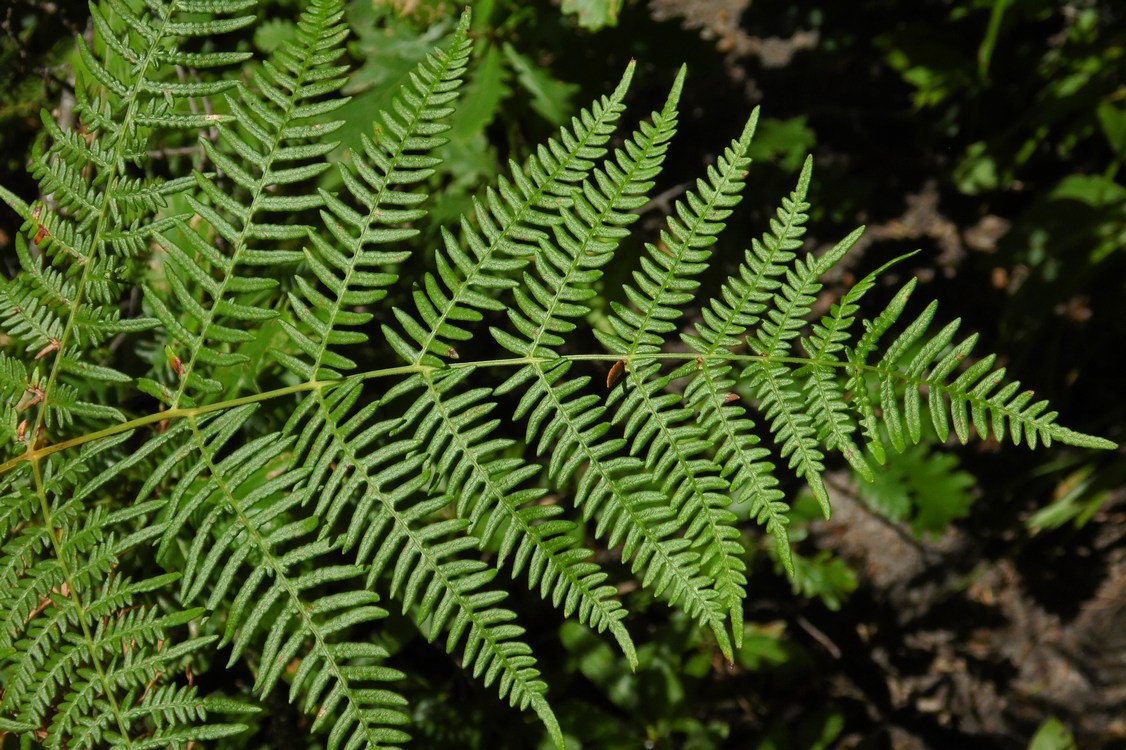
[1047,426,1117,451]
[671,64,687,95]
[0,184,30,220]
[797,153,813,193]
[614,59,637,99]
[740,105,762,147]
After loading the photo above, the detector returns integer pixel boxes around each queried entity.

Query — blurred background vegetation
[1,0,1123,747]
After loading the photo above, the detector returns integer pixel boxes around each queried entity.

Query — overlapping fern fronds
[0,0,261,744]
[0,1,1115,748]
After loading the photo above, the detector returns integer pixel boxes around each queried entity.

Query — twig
[796,614,842,659]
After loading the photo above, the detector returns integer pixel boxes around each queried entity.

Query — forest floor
[793,474,1126,749]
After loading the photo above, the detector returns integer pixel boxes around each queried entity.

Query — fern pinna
[0,1,1115,747]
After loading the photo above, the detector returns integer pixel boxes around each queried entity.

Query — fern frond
[145,405,411,749]
[592,109,765,655]
[1,7,1116,747]
[382,60,636,367]
[278,9,474,381]
[146,0,355,408]
[676,159,820,576]
[864,299,1117,453]
[342,434,560,744]
[0,436,253,746]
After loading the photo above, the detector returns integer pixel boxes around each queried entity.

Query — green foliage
[1026,460,1115,533]
[560,0,623,31]
[326,0,587,226]
[558,615,729,748]
[1028,717,1078,750]
[872,0,1125,337]
[856,443,976,537]
[755,708,845,750]
[0,0,1115,747]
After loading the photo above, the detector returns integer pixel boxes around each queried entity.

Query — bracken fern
[0,1,1115,747]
